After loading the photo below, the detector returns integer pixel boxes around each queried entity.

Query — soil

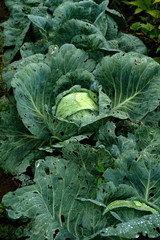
[0,168,21,240]
[0,0,9,24]
[0,168,20,202]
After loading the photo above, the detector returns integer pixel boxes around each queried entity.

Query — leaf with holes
[103,151,160,211]
[0,105,45,174]
[2,157,108,240]
[89,214,160,239]
[94,52,160,121]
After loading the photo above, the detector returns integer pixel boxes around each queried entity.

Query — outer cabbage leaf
[20,41,51,58]
[27,15,52,33]
[97,182,139,204]
[0,104,45,174]
[46,44,95,82]
[2,157,107,240]
[52,1,101,27]
[104,4,126,30]
[89,214,160,239]
[4,0,44,12]
[103,200,158,215]
[142,106,160,128]
[3,54,45,90]
[96,121,137,158]
[117,33,147,55]
[1,11,30,62]
[94,52,160,121]
[104,153,160,210]
[135,125,160,156]
[62,141,114,175]
[12,62,54,139]
[94,12,119,40]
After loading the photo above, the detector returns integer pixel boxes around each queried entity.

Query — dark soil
[0,169,21,240]
[0,168,20,202]
[0,0,9,24]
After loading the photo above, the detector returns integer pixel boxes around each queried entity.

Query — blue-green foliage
[0,0,160,239]
[1,0,147,62]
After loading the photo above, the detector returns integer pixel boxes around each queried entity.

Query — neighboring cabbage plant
[1,0,147,63]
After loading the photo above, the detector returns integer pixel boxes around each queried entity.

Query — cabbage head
[56,89,99,124]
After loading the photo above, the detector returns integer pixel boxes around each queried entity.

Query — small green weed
[123,0,160,61]
[110,0,160,62]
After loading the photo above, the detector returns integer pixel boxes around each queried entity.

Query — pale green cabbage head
[56,89,99,124]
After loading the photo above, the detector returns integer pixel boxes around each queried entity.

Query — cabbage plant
[0,1,160,238]
[1,0,147,63]
[0,43,159,174]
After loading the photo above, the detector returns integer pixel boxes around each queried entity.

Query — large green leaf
[52,1,101,28]
[97,182,139,204]
[12,61,53,139]
[28,15,53,33]
[103,200,158,214]
[1,11,30,62]
[96,121,137,158]
[94,52,160,121]
[3,54,45,90]
[2,157,107,240]
[89,214,160,239]
[20,40,51,58]
[0,104,45,174]
[62,141,114,175]
[117,33,148,55]
[104,153,160,210]
[142,106,160,128]
[135,125,160,156]
[47,44,95,80]
[104,1,126,29]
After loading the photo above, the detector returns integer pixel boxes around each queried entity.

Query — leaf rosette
[1,44,160,174]
[11,44,111,141]
[12,44,160,138]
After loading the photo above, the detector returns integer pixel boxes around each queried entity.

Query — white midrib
[30,95,45,119]
[112,91,140,111]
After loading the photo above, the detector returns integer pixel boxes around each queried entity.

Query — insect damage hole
[53,229,59,239]
[61,215,65,223]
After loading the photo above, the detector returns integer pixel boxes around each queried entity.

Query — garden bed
[0,1,160,240]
